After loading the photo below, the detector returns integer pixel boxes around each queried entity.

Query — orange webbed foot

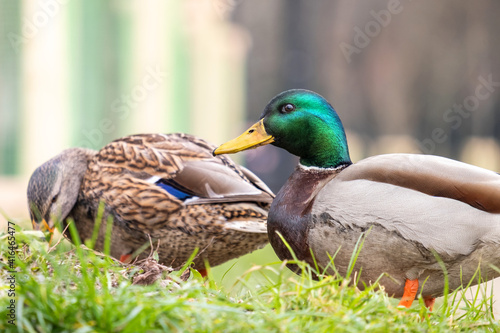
[198,268,208,278]
[398,279,419,308]
[423,297,436,311]
[120,254,132,263]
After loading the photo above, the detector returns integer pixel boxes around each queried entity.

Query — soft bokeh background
[1,0,500,309]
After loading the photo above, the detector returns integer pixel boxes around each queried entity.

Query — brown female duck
[28,133,274,274]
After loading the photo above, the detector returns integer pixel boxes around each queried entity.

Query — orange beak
[32,218,54,233]
[213,119,274,155]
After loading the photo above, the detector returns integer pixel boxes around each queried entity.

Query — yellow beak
[32,218,54,233]
[214,119,275,155]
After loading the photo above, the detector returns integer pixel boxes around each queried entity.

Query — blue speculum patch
[155,180,195,200]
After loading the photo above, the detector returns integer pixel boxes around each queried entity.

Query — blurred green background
[1,0,500,294]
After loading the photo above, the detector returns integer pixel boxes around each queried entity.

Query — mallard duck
[28,133,274,274]
[214,89,500,309]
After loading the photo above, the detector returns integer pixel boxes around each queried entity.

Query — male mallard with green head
[214,89,500,308]
[28,133,274,275]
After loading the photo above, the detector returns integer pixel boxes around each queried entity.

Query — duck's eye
[280,103,295,114]
[51,194,59,204]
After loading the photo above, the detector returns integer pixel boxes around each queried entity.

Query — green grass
[1,224,499,332]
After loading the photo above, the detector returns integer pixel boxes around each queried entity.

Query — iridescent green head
[214,89,352,169]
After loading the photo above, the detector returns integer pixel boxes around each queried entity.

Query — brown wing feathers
[82,133,273,230]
